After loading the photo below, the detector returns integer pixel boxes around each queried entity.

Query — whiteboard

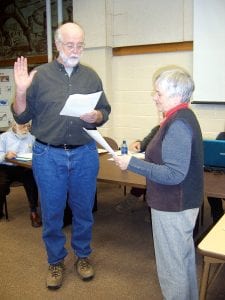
[193,0,225,104]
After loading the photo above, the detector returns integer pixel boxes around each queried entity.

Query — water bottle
[121,140,128,155]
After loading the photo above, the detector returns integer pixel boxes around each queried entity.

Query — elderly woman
[115,67,203,300]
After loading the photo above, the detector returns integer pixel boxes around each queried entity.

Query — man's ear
[55,41,60,52]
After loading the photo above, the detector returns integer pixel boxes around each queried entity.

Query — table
[6,153,146,187]
[197,214,225,300]
[7,155,225,195]
[198,170,225,226]
[7,153,145,213]
[98,153,146,188]
[204,170,225,198]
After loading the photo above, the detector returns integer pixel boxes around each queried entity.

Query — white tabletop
[198,214,225,260]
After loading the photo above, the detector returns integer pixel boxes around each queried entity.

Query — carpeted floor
[0,182,224,300]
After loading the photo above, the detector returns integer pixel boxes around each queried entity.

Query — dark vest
[145,108,204,212]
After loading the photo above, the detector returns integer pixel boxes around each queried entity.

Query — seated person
[207,131,225,224]
[0,122,41,227]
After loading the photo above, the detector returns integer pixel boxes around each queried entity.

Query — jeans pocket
[86,141,97,152]
[33,142,48,157]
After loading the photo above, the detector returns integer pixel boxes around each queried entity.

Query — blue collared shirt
[0,129,35,165]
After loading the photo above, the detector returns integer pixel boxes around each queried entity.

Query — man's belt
[36,139,81,150]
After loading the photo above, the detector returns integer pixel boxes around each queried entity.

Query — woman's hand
[114,155,131,170]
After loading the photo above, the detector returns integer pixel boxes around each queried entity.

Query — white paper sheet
[108,151,145,160]
[97,148,108,154]
[16,153,33,161]
[130,152,145,159]
[60,91,102,117]
[83,128,117,157]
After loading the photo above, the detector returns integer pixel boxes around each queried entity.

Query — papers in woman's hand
[130,152,145,159]
[107,151,145,160]
[60,91,102,117]
[16,153,32,161]
[83,128,117,157]
[83,128,145,159]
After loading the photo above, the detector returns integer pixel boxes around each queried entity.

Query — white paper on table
[16,153,33,161]
[83,128,117,157]
[60,91,102,117]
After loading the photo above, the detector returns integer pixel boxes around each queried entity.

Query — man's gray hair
[54,22,84,43]
[54,25,64,43]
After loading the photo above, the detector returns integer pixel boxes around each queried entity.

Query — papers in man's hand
[60,91,102,117]
[83,128,116,157]
[16,153,32,161]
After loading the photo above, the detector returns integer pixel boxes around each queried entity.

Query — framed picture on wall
[0,0,72,68]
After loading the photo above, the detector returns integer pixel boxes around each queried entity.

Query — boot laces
[49,263,63,278]
[79,259,90,270]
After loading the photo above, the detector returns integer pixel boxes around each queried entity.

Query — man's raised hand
[14,56,37,92]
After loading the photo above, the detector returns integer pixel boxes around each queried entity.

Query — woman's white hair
[154,68,195,103]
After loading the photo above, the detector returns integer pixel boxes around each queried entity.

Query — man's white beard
[59,51,80,67]
[15,133,29,140]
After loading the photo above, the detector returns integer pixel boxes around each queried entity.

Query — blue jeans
[151,208,199,300]
[32,141,99,264]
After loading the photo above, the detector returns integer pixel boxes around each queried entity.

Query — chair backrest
[97,136,119,150]
[10,181,23,188]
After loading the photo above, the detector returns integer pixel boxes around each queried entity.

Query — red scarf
[160,103,189,127]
